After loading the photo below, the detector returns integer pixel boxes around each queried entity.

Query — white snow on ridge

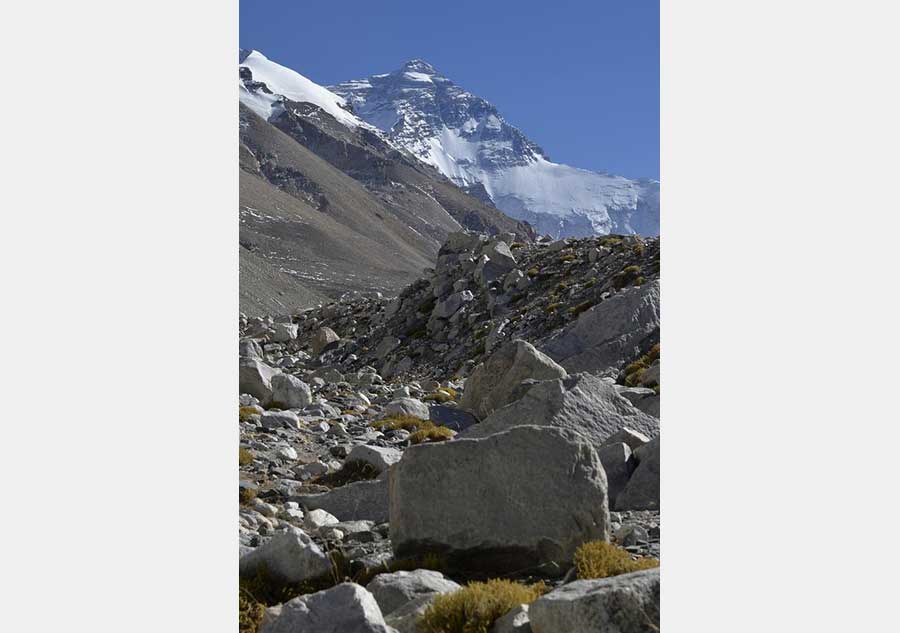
[239,50,363,129]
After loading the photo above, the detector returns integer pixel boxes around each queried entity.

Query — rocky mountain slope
[238,231,661,632]
[239,51,534,314]
[332,61,660,238]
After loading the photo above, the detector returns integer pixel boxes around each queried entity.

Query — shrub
[560,253,577,263]
[573,541,659,580]
[632,242,645,256]
[568,300,595,317]
[239,406,260,422]
[371,414,428,432]
[545,302,562,313]
[526,267,540,277]
[239,588,266,633]
[556,282,569,292]
[424,388,456,403]
[600,236,622,247]
[239,486,257,506]
[409,424,454,445]
[584,278,597,288]
[419,579,547,633]
[239,448,254,466]
[612,265,643,290]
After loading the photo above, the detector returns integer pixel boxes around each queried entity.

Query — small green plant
[568,300,595,317]
[419,579,548,633]
[612,265,643,289]
[560,253,577,263]
[584,278,597,288]
[623,343,660,387]
[371,414,428,432]
[556,281,569,292]
[545,302,562,313]
[573,541,659,580]
[423,387,457,403]
[239,486,257,506]
[600,236,622,247]
[632,242,645,256]
[239,587,267,633]
[239,447,254,466]
[526,267,539,277]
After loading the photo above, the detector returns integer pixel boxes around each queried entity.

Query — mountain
[331,60,660,238]
[238,51,534,314]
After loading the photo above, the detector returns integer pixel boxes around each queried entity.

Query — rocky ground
[239,230,661,632]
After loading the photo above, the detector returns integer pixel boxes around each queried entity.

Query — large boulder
[459,340,568,420]
[544,281,660,374]
[529,569,660,633]
[260,582,396,633]
[389,426,609,575]
[295,477,390,523]
[366,569,461,616]
[464,373,659,446]
[311,326,340,356]
[238,530,331,585]
[271,322,298,343]
[271,373,312,409]
[239,358,279,404]
[614,436,660,511]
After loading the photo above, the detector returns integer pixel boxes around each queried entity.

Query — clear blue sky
[240,0,659,180]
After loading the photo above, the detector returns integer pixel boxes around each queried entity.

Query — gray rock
[239,358,279,404]
[239,338,264,360]
[271,373,312,409]
[528,569,660,633]
[382,398,430,420]
[259,410,300,430]
[603,428,651,451]
[598,443,636,509]
[375,336,401,360]
[459,340,567,420]
[304,508,339,530]
[272,322,298,343]
[366,569,461,616]
[347,445,403,474]
[427,404,479,432]
[389,426,609,575]
[296,477,390,523]
[492,604,532,633]
[433,290,474,319]
[239,530,331,585]
[544,281,660,374]
[465,373,658,446]
[383,594,436,633]
[615,437,659,511]
[260,583,396,633]
[311,327,340,356]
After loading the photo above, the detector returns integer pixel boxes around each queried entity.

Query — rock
[465,373,658,446]
[639,363,659,387]
[238,530,331,585]
[492,604,532,633]
[304,508,339,530]
[544,281,660,375]
[239,358,279,404]
[433,290,474,319]
[383,594,437,633]
[311,327,340,356]
[271,373,312,409]
[239,337,264,360]
[375,336,401,360]
[259,410,300,430]
[459,340,568,420]
[597,443,636,509]
[259,582,396,633]
[528,569,660,633]
[347,445,403,474]
[366,569,461,616]
[272,322,298,343]
[427,404,479,432]
[602,428,651,451]
[390,426,609,575]
[615,437,659,511]
[382,398,430,420]
[295,477,390,523]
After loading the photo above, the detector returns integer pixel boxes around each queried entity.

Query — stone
[239,358,279,404]
[272,322,298,343]
[544,281,660,374]
[427,404,479,432]
[459,339,568,420]
[304,508,339,530]
[347,444,403,474]
[271,373,312,409]
[382,398,430,420]
[492,604,532,633]
[389,426,609,575]
[602,428,651,451]
[311,327,341,356]
[615,437,659,511]
[259,583,396,633]
[366,569,461,616]
[239,530,331,585]
[384,594,437,633]
[259,410,300,430]
[296,477,390,523]
[597,443,636,509]
[375,336,401,360]
[465,373,658,447]
[433,290,474,319]
[239,337,264,360]
[528,569,660,633]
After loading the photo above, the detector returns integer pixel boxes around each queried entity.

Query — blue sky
[240,0,659,180]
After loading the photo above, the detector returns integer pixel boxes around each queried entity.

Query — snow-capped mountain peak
[331,62,659,237]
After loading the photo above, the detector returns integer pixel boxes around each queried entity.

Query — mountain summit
[331,64,659,237]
